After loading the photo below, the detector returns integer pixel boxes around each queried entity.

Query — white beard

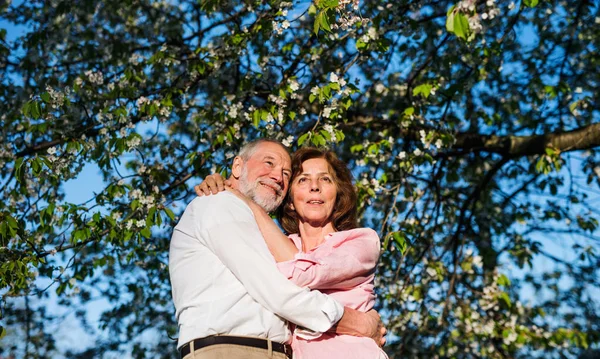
[238,166,283,213]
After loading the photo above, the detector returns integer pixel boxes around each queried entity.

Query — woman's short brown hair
[278,147,358,234]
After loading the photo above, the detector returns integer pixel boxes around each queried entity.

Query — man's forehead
[252,143,291,162]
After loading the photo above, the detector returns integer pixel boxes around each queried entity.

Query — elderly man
[169,139,384,359]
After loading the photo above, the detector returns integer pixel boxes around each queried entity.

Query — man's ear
[231,156,243,179]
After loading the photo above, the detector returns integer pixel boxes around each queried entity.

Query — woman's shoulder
[328,227,380,247]
[335,227,379,239]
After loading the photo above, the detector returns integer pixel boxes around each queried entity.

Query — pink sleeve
[276,228,380,290]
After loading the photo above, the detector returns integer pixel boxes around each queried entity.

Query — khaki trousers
[182,342,289,359]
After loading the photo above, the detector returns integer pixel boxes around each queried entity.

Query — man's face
[236,142,292,213]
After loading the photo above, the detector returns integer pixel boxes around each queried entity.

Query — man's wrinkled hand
[194,173,227,196]
[366,309,386,347]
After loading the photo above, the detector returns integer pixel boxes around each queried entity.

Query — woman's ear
[288,202,295,211]
[231,156,243,179]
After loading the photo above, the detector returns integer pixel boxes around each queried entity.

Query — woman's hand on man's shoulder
[194,173,228,196]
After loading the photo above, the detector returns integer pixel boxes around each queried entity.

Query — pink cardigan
[277,228,387,359]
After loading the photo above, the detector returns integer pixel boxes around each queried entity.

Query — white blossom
[282,135,294,147]
[367,27,378,40]
[125,220,134,230]
[84,70,104,85]
[129,189,142,199]
[288,79,299,92]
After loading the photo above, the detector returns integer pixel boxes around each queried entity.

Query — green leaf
[356,39,368,51]
[453,13,470,40]
[15,157,26,183]
[0,325,6,339]
[320,129,332,141]
[297,133,310,146]
[445,6,456,33]
[41,92,51,103]
[6,215,18,236]
[413,84,433,98]
[22,101,32,117]
[498,274,511,286]
[314,13,321,35]
[569,101,579,115]
[252,110,260,128]
[311,133,326,146]
[0,222,7,240]
[315,11,331,34]
[389,231,407,255]
[141,227,151,238]
[523,0,539,7]
[164,208,176,221]
[31,101,41,118]
[319,0,339,9]
[499,292,512,308]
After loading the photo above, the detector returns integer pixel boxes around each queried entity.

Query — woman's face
[290,158,338,227]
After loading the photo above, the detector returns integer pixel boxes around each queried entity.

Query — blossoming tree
[1,0,599,357]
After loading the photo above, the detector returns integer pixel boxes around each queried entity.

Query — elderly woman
[196,147,387,359]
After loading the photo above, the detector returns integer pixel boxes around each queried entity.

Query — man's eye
[265,161,274,166]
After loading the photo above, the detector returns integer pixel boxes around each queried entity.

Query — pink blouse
[277,228,387,359]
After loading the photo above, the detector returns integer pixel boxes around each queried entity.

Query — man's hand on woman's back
[333,307,387,347]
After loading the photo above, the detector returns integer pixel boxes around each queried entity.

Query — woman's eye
[298,178,306,183]
[322,177,332,182]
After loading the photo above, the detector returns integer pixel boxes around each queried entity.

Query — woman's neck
[298,221,336,251]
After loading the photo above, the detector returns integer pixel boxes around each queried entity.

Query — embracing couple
[169,139,388,359]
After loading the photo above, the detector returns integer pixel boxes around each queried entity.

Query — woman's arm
[277,228,380,290]
[245,200,299,262]
[224,187,299,262]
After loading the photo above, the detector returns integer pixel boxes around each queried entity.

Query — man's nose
[270,169,284,186]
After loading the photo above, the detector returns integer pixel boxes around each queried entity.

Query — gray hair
[237,138,288,161]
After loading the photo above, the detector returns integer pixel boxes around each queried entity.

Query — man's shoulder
[187,192,253,224]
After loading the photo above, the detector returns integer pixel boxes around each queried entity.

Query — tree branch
[343,114,600,157]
